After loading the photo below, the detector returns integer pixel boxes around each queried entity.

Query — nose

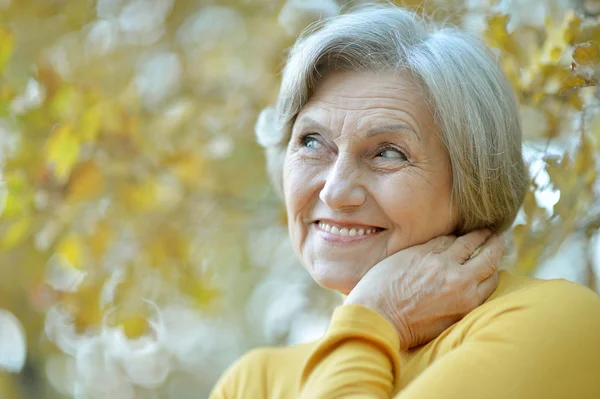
[319,155,367,210]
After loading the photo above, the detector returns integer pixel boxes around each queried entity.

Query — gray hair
[255,3,529,234]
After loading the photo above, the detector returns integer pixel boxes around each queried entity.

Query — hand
[344,229,504,350]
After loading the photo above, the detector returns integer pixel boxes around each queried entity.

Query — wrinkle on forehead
[297,70,434,142]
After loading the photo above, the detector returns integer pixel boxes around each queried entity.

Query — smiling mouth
[315,221,385,237]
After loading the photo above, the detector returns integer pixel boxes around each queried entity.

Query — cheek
[283,159,305,213]
[376,174,454,244]
[283,158,322,264]
[283,155,323,207]
[283,157,319,232]
[379,183,421,229]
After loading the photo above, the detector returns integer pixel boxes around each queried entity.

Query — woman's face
[283,70,457,294]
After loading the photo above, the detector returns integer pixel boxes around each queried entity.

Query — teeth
[318,222,378,237]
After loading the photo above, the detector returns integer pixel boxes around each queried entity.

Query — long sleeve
[299,279,600,399]
[298,304,402,399]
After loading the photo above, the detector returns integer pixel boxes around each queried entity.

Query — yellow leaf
[549,46,562,62]
[36,62,61,100]
[0,27,14,73]
[120,315,149,339]
[572,41,600,66]
[516,241,545,274]
[62,283,103,333]
[163,153,206,187]
[559,75,596,94]
[1,171,30,217]
[574,130,597,186]
[539,12,582,64]
[88,221,112,261]
[180,277,220,308]
[148,227,189,267]
[45,124,80,183]
[67,161,104,201]
[545,153,572,192]
[0,216,32,250]
[0,83,15,104]
[50,85,85,123]
[79,106,101,142]
[98,101,123,134]
[57,234,84,269]
[118,180,157,212]
[484,14,519,57]
[565,91,584,110]
[562,11,582,44]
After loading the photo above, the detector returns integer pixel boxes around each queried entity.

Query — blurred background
[0,0,599,398]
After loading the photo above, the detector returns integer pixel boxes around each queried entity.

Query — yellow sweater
[210,270,600,398]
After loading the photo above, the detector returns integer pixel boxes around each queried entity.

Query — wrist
[343,296,411,348]
[343,296,397,332]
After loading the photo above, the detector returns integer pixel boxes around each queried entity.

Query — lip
[313,221,385,245]
[316,218,384,230]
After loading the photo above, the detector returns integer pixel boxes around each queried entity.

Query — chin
[308,262,363,295]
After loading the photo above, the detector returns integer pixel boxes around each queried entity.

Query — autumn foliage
[0,0,599,397]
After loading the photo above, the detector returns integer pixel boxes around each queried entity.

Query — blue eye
[302,135,323,149]
[378,147,406,159]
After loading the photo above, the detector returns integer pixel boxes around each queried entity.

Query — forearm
[298,305,401,399]
[299,281,600,399]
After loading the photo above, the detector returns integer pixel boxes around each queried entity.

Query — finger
[477,270,499,304]
[465,233,505,280]
[417,234,457,255]
[445,228,493,263]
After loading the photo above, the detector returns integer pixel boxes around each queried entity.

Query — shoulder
[456,275,600,394]
[486,270,600,313]
[527,276,600,309]
[518,277,600,336]
[210,343,317,399]
[492,272,600,323]
[471,272,600,352]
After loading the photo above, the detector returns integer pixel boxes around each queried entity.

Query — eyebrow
[296,117,420,141]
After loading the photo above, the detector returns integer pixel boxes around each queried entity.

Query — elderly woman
[210,5,600,399]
